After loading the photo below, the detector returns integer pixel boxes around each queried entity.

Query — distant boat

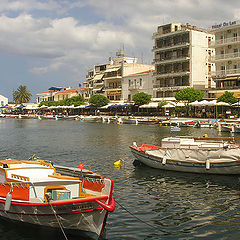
[170,126,181,132]
[130,137,240,175]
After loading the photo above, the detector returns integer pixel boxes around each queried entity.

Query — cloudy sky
[0,0,240,101]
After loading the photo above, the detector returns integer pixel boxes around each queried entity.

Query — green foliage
[175,88,204,103]
[13,85,32,104]
[89,94,109,107]
[217,91,237,104]
[38,95,85,107]
[158,99,167,108]
[132,92,152,106]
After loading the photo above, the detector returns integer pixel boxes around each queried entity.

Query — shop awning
[93,74,104,80]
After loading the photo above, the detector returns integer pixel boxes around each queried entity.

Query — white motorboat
[130,137,240,175]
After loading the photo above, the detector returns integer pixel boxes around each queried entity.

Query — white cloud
[0,0,240,92]
[0,0,60,12]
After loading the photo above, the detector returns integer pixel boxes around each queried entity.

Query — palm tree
[13,85,32,104]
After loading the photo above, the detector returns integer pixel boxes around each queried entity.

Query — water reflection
[0,119,240,240]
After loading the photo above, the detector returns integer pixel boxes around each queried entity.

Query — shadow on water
[123,165,240,240]
[0,217,106,240]
[132,164,240,191]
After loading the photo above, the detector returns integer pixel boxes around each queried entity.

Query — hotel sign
[212,20,237,29]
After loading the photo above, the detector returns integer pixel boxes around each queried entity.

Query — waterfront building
[152,23,215,99]
[54,88,82,101]
[85,51,154,101]
[0,94,8,106]
[36,87,69,104]
[209,20,240,98]
[122,69,155,102]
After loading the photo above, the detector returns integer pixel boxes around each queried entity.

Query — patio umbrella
[162,103,175,108]
[189,101,200,106]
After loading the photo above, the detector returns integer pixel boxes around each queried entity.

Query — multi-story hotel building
[84,51,154,101]
[152,23,215,98]
[209,20,240,98]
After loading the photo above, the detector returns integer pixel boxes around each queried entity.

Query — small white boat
[0,157,114,239]
[170,126,181,132]
[118,117,138,125]
[130,137,240,175]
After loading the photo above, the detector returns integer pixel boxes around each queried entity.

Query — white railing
[212,68,240,76]
[214,36,240,45]
[211,52,240,61]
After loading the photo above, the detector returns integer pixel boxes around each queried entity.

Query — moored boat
[0,157,114,239]
[130,137,240,175]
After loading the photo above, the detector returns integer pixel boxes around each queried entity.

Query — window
[233,32,238,41]
[234,48,239,57]
[220,65,226,74]
[139,78,142,86]
[129,79,131,87]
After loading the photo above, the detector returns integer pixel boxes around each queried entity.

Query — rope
[49,203,69,240]
[115,199,167,233]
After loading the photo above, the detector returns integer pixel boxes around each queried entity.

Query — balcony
[212,36,240,47]
[153,42,190,52]
[103,75,122,80]
[210,52,240,62]
[105,86,122,91]
[212,68,240,78]
[154,55,190,64]
[155,70,190,78]
[128,85,142,90]
[153,85,188,91]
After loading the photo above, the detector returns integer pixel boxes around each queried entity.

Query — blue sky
[0,0,240,102]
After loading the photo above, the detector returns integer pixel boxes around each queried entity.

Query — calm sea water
[0,119,240,240]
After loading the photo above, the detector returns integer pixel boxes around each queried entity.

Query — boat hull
[131,147,240,175]
[0,197,109,239]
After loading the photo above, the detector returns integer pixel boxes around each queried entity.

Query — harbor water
[0,118,240,240]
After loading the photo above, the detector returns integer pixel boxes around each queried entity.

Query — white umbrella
[189,100,200,106]
[175,102,185,107]
[162,103,175,108]
[139,102,159,108]
[198,100,209,106]
[207,100,217,106]
[217,101,230,106]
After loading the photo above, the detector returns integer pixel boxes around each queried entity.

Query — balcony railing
[153,42,190,52]
[210,52,240,61]
[212,68,240,77]
[154,55,190,64]
[153,85,188,91]
[155,70,190,78]
[105,86,122,90]
[128,85,142,90]
[212,36,240,46]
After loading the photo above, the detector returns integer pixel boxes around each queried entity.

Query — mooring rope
[49,203,69,240]
[115,199,167,233]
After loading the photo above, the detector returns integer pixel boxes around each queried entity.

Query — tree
[38,95,85,107]
[132,92,152,106]
[175,88,204,103]
[13,85,32,104]
[158,99,167,108]
[217,91,237,104]
[89,94,109,107]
